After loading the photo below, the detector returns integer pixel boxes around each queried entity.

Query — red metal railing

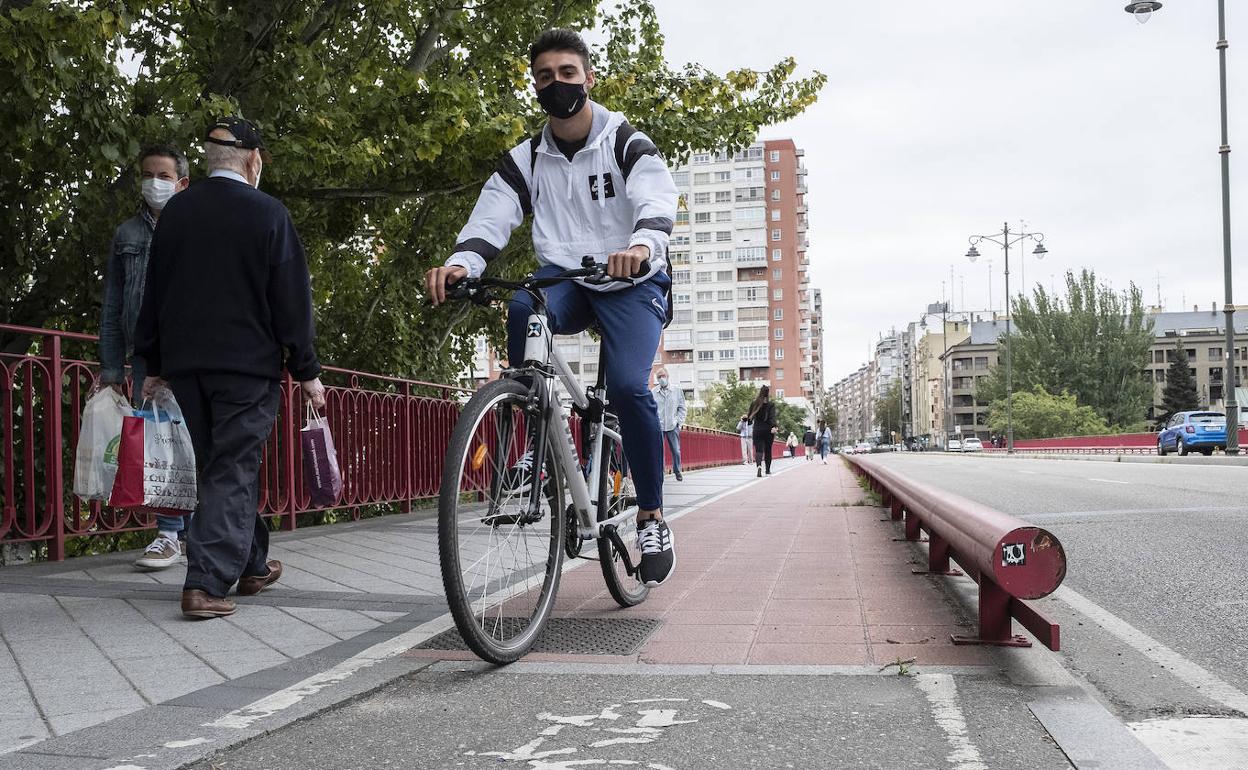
[980,429,1248,455]
[1,324,749,560]
[846,453,1066,651]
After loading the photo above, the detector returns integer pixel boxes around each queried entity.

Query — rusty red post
[849,453,1065,651]
[47,334,65,561]
[280,373,298,532]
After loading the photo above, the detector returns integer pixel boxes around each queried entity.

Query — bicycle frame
[514,309,637,542]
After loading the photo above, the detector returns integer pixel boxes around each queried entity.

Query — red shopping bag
[109,391,197,515]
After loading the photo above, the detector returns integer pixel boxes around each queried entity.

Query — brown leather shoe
[181,589,236,619]
[237,560,282,596]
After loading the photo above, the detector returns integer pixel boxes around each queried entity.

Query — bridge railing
[845,453,1067,651]
[1,324,748,561]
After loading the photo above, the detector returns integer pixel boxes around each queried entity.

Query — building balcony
[797,184,808,194]
[662,339,693,352]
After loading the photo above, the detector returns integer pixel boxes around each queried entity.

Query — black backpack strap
[613,121,639,174]
[527,133,542,207]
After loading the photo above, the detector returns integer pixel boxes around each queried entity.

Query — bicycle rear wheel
[438,378,565,664]
[597,429,649,607]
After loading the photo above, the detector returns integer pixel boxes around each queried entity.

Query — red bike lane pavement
[408,460,990,668]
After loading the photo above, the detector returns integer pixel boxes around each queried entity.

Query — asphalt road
[861,453,1248,724]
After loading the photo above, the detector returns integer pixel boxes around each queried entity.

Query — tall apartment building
[830,364,873,445]
[662,139,818,412]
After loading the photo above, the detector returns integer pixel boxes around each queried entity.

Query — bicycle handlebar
[444,258,651,305]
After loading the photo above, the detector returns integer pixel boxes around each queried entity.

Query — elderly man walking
[134,117,325,619]
[651,369,686,481]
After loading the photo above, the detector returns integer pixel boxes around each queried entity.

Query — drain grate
[417,617,662,655]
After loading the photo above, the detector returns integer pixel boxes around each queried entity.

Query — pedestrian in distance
[736,414,753,465]
[802,425,816,461]
[99,144,193,571]
[816,419,833,464]
[785,431,798,458]
[747,385,778,477]
[134,116,326,619]
[424,29,678,587]
[651,368,686,481]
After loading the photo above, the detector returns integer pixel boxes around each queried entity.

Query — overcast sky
[649,0,1248,382]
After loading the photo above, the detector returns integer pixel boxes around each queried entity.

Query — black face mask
[537,80,588,118]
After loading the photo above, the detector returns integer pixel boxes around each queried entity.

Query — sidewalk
[0,457,1109,769]
[0,458,797,767]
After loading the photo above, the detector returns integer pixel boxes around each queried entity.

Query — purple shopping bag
[301,406,342,507]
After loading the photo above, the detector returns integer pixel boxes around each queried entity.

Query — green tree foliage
[0,1,826,386]
[987,385,1111,439]
[1161,340,1200,418]
[693,374,761,432]
[874,380,903,443]
[816,393,838,433]
[692,374,807,439]
[978,270,1154,430]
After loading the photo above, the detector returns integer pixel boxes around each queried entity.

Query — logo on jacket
[527,321,543,338]
[589,173,616,201]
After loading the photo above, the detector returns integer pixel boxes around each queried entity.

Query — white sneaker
[135,536,183,570]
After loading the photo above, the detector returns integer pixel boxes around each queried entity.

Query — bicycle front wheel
[438,378,565,664]
[597,429,649,607]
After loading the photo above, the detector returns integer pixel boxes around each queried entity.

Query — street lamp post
[965,223,1047,454]
[1125,0,1239,454]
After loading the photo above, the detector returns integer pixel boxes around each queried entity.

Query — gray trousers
[169,373,280,598]
[663,429,682,474]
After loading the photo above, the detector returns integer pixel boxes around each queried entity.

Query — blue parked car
[1157,411,1227,456]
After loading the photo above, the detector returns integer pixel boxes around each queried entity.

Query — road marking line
[914,673,988,770]
[1056,586,1248,714]
[1129,715,1248,769]
[1087,478,1129,485]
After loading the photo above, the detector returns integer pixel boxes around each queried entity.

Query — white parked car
[962,437,984,452]
[946,439,962,452]
[853,442,872,454]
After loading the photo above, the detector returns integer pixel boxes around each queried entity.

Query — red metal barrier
[0,324,747,559]
[846,453,1066,651]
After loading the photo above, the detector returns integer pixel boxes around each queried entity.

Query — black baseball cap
[203,116,266,150]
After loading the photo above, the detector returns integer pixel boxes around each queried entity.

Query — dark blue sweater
[134,176,321,382]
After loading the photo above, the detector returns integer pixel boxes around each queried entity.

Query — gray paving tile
[125,598,286,662]
[264,550,415,594]
[0,641,49,753]
[56,596,182,661]
[47,706,143,737]
[358,610,408,623]
[16,702,221,760]
[195,646,289,680]
[111,653,224,704]
[222,606,339,657]
[279,542,434,591]
[277,606,383,639]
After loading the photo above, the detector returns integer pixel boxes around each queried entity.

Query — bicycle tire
[597,430,649,607]
[438,378,565,664]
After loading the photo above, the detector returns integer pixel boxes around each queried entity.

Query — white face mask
[253,158,263,189]
[658,377,668,387]
[141,178,178,210]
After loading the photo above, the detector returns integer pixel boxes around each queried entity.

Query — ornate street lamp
[964,223,1047,454]
[1125,1,1163,24]
[1124,1,1238,454]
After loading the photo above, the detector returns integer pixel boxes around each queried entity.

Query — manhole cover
[417,617,662,655]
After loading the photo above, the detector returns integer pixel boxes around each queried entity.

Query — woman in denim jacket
[99,144,189,570]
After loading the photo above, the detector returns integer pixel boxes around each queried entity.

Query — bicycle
[437,258,653,664]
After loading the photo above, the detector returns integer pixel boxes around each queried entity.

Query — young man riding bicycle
[425,29,678,587]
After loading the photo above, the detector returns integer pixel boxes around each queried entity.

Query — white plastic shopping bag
[73,387,132,501]
[109,388,197,514]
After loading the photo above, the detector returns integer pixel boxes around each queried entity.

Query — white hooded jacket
[445,103,677,291]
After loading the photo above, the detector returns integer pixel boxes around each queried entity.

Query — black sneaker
[500,450,543,496]
[636,518,675,587]
[674,471,683,481]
